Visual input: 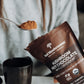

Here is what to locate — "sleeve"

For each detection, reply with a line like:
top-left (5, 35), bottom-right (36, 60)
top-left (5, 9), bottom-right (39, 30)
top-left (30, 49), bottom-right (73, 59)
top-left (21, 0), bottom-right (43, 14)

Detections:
top-left (56, 0), bottom-right (79, 39)
top-left (0, 24), bottom-right (8, 74)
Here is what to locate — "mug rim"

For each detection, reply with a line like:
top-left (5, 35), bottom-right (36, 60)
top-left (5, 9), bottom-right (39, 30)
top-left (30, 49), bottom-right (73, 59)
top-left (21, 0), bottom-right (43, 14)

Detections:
top-left (3, 56), bottom-right (33, 68)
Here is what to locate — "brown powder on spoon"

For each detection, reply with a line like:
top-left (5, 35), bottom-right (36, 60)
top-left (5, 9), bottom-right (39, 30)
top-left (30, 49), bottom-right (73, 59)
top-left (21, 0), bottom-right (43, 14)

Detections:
top-left (19, 21), bottom-right (37, 30)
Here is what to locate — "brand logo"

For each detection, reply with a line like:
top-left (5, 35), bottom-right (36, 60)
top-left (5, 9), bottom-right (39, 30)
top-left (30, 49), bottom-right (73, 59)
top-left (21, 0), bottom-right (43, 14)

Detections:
top-left (44, 41), bottom-right (66, 57)
top-left (47, 43), bottom-right (52, 49)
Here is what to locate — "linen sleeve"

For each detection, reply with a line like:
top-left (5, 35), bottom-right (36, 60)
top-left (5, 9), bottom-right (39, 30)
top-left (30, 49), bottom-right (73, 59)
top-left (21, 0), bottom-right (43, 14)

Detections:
top-left (0, 24), bottom-right (8, 74)
top-left (56, 0), bottom-right (79, 39)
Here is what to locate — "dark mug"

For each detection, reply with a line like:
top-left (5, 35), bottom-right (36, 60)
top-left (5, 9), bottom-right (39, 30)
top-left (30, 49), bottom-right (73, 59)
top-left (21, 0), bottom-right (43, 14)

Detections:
top-left (3, 57), bottom-right (33, 84)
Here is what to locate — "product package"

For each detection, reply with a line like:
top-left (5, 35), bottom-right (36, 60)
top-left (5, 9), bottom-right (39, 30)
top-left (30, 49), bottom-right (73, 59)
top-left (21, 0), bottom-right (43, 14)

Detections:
top-left (26, 22), bottom-right (84, 84)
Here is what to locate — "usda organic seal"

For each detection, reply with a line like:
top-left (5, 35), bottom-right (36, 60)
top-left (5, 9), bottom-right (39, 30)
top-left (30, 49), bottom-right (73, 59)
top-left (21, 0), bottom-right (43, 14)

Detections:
top-left (72, 68), bottom-right (79, 75)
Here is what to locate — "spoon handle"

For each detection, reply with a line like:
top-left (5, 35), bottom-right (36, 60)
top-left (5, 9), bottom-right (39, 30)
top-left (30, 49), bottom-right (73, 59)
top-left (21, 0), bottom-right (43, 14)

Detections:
top-left (0, 17), bottom-right (19, 27)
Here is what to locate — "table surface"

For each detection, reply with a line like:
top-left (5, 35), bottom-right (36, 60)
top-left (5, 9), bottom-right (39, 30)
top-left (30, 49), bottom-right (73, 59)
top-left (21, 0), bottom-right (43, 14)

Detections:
top-left (0, 76), bottom-right (60, 84)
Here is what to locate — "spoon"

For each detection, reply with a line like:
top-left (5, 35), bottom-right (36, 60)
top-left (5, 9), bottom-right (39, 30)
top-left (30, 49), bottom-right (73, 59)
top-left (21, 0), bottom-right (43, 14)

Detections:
top-left (0, 17), bottom-right (37, 30)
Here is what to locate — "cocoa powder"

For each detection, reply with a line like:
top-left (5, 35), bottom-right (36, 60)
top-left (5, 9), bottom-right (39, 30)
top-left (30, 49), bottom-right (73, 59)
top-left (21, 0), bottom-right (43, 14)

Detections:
top-left (19, 21), bottom-right (37, 30)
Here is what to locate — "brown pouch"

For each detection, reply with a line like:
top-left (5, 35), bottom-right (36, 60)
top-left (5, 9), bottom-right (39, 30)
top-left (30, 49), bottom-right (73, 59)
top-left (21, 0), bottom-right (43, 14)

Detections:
top-left (26, 22), bottom-right (84, 84)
